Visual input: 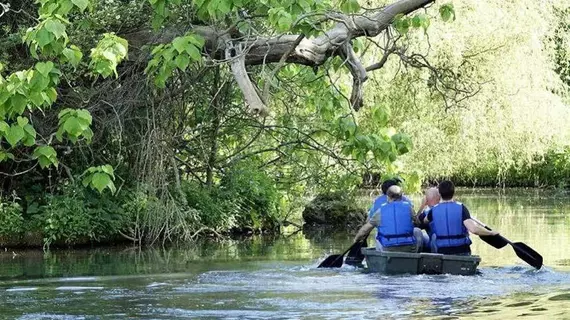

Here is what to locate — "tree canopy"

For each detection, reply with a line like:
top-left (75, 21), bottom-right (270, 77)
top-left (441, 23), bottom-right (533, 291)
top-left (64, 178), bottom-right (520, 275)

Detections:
top-left (0, 0), bottom-right (568, 246)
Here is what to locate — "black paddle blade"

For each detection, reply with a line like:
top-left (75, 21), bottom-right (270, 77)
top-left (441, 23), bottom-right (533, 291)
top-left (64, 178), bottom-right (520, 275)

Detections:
top-left (344, 239), bottom-right (367, 267)
top-left (479, 234), bottom-right (509, 249)
top-left (317, 254), bottom-right (344, 268)
top-left (512, 242), bottom-right (543, 270)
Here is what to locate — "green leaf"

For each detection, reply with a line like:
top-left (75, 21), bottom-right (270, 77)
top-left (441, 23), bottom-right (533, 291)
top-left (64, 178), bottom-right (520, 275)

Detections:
top-left (38, 156), bottom-right (51, 168)
top-left (186, 34), bottom-right (205, 47)
top-left (58, 108), bottom-right (74, 120)
top-left (373, 106), bottom-right (389, 126)
top-left (217, 0), bottom-right (231, 14)
top-left (44, 19), bottom-right (66, 40)
top-left (22, 134), bottom-right (36, 147)
top-left (278, 15), bottom-right (292, 31)
top-left (17, 116), bottom-right (29, 127)
top-left (394, 16), bottom-right (410, 34)
top-left (91, 172), bottom-right (112, 193)
top-left (36, 28), bottom-right (53, 47)
top-left (56, 127), bottom-right (64, 142)
top-left (82, 128), bottom-right (93, 143)
top-left (33, 145), bottom-right (57, 158)
top-left (23, 124), bottom-right (36, 138)
top-left (30, 72), bottom-right (50, 91)
top-left (5, 125), bottom-right (25, 147)
top-left (185, 45), bottom-right (202, 61)
top-left (172, 37), bottom-right (187, 54)
top-left (46, 87), bottom-right (57, 103)
top-left (391, 133), bottom-right (412, 154)
top-left (10, 94), bottom-right (27, 116)
top-left (63, 117), bottom-right (84, 137)
top-left (101, 164), bottom-right (115, 178)
top-left (82, 174), bottom-right (92, 187)
top-left (416, 13), bottom-right (430, 31)
top-left (0, 121), bottom-right (8, 133)
top-left (412, 15), bottom-right (422, 28)
top-left (36, 61), bottom-right (54, 76)
top-left (340, 0), bottom-right (360, 13)
top-left (175, 54), bottom-right (190, 71)
top-left (439, 3), bottom-right (455, 22)
top-left (76, 109), bottom-right (92, 124)
top-left (0, 151), bottom-right (14, 162)
top-left (71, 0), bottom-right (89, 12)
top-left (62, 46), bottom-right (83, 68)
top-left (29, 91), bottom-right (45, 107)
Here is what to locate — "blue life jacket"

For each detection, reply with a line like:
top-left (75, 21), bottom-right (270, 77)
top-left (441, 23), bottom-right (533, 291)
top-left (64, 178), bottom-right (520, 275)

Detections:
top-left (429, 202), bottom-right (471, 249)
top-left (368, 194), bottom-right (411, 219)
top-left (376, 200), bottom-right (415, 247)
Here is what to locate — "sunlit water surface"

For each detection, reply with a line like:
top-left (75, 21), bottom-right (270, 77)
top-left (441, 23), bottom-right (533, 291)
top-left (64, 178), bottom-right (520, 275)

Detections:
top-left (0, 189), bottom-right (569, 319)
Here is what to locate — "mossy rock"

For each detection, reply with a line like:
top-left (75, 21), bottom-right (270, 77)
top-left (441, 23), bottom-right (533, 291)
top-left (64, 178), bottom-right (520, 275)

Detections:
top-left (302, 192), bottom-right (366, 228)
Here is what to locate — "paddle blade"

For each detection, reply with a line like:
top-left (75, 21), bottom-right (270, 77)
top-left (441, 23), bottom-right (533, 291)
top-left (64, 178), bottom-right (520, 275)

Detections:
top-left (479, 234), bottom-right (509, 249)
top-left (317, 254), bottom-right (344, 268)
top-left (345, 239), bottom-right (368, 267)
top-left (512, 242), bottom-right (543, 270)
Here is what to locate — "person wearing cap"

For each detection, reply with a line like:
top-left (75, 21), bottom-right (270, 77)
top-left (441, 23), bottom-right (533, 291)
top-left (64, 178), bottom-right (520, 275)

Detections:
top-left (354, 185), bottom-right (423, 253)
top-left (367, 178), bottom-right (411, 220)
top-left (423, 180), bottom-right (498, 255)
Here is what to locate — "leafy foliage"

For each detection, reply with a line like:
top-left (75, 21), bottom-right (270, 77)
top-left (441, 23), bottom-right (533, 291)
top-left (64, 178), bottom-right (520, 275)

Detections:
top-left (82, 165), bottom-right (116, 194)
top-left (40, 184), bottom-right (126, 248)
top-left (89, 33), bottom-right (128, 78)
top-left (145, 33), bottom-right (205, 88)
top-left (0, 196), bottom-right (25, 237)
top-left (0, 0), bottom-right (568, 248)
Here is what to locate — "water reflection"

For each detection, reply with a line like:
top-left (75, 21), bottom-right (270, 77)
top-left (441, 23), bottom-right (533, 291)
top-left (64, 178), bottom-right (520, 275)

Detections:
top-left (0, 188), bottom-right (568, 319)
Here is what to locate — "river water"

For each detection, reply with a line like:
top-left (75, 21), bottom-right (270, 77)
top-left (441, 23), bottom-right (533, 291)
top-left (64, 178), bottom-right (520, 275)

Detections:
top-left (0, 189), bottom-right (569, 319)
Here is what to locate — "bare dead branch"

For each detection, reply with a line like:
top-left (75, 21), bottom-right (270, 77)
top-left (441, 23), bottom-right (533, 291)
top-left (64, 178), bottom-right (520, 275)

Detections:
top-left (340, 42), bottom-right (368, 110)
top-left (226, 43), bottom-right (269, 116)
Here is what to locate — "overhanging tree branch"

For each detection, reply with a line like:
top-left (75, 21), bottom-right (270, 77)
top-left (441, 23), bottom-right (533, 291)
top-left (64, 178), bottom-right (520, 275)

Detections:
top-left (126, 0), bottom-right (435, 112)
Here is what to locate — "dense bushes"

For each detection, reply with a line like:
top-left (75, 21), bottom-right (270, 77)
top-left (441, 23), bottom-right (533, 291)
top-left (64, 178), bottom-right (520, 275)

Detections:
top-left (0, 197), bottom-right (25, 237)
top-left (0, 162), bottom-right (283, 248)
top-left (180, 163), bottom-right (281, 233)
top-left (440, 147), bottom-right (570, 188)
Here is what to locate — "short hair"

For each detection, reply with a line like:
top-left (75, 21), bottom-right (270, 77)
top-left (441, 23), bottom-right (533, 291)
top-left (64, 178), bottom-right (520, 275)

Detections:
top-left (381, 178), bottom-right (400, 194)
top-left (386, 185), bottom-right (403, 200)
top-left (438, 180), bottom-right (455, 200)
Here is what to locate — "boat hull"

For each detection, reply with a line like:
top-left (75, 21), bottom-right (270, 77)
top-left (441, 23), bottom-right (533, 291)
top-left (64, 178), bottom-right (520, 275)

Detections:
top-left (361, 248), bottom-right (481, 275)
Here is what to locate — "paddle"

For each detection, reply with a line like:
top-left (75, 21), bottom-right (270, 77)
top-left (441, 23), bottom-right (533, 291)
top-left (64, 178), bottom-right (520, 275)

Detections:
top-left (344, 238), bottom-right (368, 267)
top-left (472, 218), bottom-right (543, 270)
top-left (318, 240), bottom-right (365, 268)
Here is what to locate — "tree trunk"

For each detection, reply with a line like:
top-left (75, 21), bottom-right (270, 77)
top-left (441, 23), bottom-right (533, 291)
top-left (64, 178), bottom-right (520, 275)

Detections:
top-left (205, 67), bottom-right (222, 187)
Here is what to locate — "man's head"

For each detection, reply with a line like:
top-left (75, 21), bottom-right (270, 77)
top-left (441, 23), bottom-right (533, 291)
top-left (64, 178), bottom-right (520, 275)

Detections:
top-left (381, 178), bottom-right (401, 195)
top-left (425, 187), bottom-right (441, 206)
top-left (386, 185), bottom-right (403, 201)
top-left (438, 180), bottom-right (455, 200)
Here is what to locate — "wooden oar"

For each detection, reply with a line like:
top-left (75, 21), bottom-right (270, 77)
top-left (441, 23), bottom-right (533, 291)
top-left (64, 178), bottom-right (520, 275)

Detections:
top-left (472, 218), bottom-right (543, 270)
top-left (318, 240), bottom-right (365, 268)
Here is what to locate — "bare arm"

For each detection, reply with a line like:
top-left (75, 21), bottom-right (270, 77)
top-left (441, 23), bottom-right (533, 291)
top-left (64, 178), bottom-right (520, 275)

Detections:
top-left (354, 208), bottom-right (380, 242)
top-left (463, 219), bottom-right (499, 236)
top-left (354, 222), bottom-right (375, 242)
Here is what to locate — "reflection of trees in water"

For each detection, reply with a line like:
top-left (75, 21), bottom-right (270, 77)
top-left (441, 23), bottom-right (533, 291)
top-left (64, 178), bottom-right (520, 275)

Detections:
top-left (0, 189), bottom-right (568, 279)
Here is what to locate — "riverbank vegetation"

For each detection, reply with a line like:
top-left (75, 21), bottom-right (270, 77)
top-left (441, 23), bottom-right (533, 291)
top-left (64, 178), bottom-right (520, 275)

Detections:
top-left (0, 0), bottom-right (568, 247)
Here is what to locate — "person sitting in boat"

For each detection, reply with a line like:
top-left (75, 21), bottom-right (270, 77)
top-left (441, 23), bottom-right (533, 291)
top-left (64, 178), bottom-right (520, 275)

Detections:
top-left (422, 180), bottom-right (498, 255)
top-left (367, 178), bottom-right (412, 221)
top-left (354, 185), bottom-right (423, 253)
top-left (415, 187), bottom-right (441, 251)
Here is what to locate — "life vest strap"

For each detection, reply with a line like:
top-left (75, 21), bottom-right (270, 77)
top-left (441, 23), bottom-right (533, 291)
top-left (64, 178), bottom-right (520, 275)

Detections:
top-left (437, 234), bottom-right (467, 240)
top-left (378, 232), bottom-right (413, 239)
